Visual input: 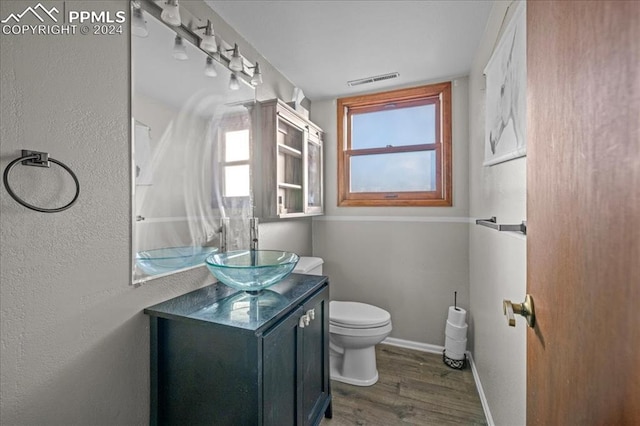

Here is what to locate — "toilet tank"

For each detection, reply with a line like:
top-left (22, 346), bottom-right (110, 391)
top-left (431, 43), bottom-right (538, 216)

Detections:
top-left (293, 257), bottom-right (324, 276)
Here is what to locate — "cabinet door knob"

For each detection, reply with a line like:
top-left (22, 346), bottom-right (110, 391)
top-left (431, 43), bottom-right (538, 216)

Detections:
top-left (299, 314), bottom-right (308, 328)
top-left (306, 309), bottom-right (315, 321)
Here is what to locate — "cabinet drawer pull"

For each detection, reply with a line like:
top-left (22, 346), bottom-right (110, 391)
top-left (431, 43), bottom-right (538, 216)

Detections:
top-left (306, 309), bottom-right (315, 321)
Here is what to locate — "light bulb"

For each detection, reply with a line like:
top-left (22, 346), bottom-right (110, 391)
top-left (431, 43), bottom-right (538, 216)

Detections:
top-left (200, 20), bottom-right (217, 53)
top-left (161, 0), bottom-right (181, 26)
top-left (131, 7), bottom-right (148, 37)
top-left (250, 62), bottom-right (262, 86)
top-left (229, 73), bottom-right (240, 91)
top-left (201, 36), bottom-right (217, 53)
top-left (228, 43), bottom-right (243, 72)
top-left (205, 57), bottom-right (217, 77)
top-left (172, 35), bottom-right (188, 61)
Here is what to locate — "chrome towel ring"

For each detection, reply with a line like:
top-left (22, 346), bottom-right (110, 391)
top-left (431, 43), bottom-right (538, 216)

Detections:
top-left (3, 150), bottom-right (80, 213)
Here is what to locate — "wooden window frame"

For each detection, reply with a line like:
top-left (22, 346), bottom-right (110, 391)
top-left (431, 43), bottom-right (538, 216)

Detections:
top-left (337, 82), bottom-right (452, 207)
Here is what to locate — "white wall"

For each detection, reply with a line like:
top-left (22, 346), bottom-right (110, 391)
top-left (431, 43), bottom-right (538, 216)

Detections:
top-left (0, 1), bottom-right (308, 424)
top-left (468, 2), bottom-right (527, 425)
top-left (311, 77), bottom-right (470, 346)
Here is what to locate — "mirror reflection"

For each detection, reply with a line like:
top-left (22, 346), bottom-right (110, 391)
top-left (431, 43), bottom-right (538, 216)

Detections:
top-left (131, 6), bottom-right (256, 284)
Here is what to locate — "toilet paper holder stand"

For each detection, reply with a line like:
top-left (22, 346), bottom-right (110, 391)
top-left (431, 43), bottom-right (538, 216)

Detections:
top-left (503, 295), bottom-right (535, 328)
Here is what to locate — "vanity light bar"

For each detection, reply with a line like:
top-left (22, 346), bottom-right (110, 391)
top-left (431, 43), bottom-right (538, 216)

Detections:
top-left (137, 0), bottom-right (260, 84)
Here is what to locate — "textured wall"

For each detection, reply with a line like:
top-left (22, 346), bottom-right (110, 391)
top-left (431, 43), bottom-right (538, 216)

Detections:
top-left (310, 77), bottom-right (470, 346)
top-left (468, 2), bottom-right (527, 425)
top-left (0, 1), bottom-right (308, 424)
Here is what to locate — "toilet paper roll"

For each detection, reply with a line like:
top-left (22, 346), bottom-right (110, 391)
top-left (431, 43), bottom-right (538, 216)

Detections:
top-left (447, 306), bottom-right (467, 327)
top-left (445, 348), bottom-right (466, 360)
top-left (445, 320), bottom-right (468, 341)
top-left (445, 336), bottom-right (467, 355)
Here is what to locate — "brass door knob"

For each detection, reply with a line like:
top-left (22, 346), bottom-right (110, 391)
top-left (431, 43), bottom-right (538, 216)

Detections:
top-left (503, 295), bottom-right (535, 328)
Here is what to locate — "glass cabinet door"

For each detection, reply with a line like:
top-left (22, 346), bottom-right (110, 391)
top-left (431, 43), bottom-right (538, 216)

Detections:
top-left (305, 130), bottom-right (323, 215)
top-left (255, 99), bottom-right (324, 219)
top-left (276, 116), bottom-right (305, 216)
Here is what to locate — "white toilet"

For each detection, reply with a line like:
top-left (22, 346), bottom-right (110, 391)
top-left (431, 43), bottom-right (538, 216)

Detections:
top-left (294, 257), bottom-right (392, 387)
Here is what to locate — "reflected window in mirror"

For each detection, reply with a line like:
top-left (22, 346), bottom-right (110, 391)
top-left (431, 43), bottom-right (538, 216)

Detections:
top-left (222, 124), bottom-right (251, 198)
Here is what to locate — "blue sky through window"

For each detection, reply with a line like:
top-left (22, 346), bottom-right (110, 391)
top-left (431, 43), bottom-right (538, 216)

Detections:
top-left (350, 104), bottom-right (436, 192)
top-left (352, 104), bottom-right (436, 149)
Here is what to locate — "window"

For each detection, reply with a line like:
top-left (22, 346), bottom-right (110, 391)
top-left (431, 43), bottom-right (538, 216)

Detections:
top-left (337, 82), bottom-right (452, 206)
top-left (218, 113), bottom-right (252, 200)
top-left (223, 129), bottom-right (250, 197)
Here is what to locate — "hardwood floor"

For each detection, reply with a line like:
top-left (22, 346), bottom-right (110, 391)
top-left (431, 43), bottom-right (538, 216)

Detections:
top-left (321, 344), bottom-right (487, 426)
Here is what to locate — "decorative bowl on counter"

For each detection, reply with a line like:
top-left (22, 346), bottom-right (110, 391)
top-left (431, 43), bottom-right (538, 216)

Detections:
top-left (205, 250), bottom-right (300, 292)
top-left (136, 246), bottom-right (219, 275)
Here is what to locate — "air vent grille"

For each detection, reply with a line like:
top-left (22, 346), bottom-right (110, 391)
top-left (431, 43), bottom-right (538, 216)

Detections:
top-left (347, 72), bottom-right (400, 87)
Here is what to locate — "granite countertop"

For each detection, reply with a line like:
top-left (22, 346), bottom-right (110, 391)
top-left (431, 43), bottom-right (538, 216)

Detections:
top-left (144, 273), bottom-right (328, 332)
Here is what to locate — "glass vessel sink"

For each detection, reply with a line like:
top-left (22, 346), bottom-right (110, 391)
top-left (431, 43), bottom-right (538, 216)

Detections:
top-left (205, 250), bottom-right (300, 292)
top-left (136, 246), bottom-right (219, 275)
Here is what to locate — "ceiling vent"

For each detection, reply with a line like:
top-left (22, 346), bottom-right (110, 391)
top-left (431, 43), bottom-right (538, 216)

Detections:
top-left (347, 72), bottom-right (400, 87)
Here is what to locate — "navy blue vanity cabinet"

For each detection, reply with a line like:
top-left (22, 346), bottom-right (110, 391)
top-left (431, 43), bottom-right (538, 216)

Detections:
top-left (144, 274), bottom-right (331, 426)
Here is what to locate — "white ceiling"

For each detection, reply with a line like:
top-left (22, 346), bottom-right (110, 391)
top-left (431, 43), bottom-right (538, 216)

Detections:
top-left (205, 0), bottom-right (493, 101)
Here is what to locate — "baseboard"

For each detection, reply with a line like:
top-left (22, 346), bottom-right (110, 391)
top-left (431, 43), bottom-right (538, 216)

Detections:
top-left (382, 338), bottom-right (495, 426)
top-left (382, 337), bottom-right (444, 354)
top-left (467, 352), bottom-right (495, 426)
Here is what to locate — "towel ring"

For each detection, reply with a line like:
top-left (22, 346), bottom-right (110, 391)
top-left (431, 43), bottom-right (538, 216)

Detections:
top-left (3, 150), bottom-right (80, 213)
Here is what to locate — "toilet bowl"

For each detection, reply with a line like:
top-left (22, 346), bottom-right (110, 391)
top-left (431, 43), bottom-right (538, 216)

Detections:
top-left (293, 257), bottom-right (393, 387)
top-left (329, 301), bottom-right (392, 386)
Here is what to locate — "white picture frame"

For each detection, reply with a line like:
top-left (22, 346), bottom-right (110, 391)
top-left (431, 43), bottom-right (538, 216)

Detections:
top-left (483, 1), bottom-right (526, 166)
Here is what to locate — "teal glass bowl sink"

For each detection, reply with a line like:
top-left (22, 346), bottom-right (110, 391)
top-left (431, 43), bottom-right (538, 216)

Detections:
top-left (136, 246), bottom-right (219, 275)
top-left (205, 250), bottom-right (300, 292)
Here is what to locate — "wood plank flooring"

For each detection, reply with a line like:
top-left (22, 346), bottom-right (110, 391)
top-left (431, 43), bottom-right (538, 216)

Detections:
top-left (321, 344), bottom-right (487, 426)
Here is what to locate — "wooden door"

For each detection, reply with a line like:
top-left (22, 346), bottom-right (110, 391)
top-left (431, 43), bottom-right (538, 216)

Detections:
top-left (527, 1), bottom-right (639, 424)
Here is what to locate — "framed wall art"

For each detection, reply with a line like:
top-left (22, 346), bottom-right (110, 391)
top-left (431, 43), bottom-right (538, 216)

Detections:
top-left (484, 1), bottom-right (526, 166)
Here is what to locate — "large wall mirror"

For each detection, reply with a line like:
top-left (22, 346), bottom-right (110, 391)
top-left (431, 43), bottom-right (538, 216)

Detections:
top-left (131, 1), bottom-right (256, 284)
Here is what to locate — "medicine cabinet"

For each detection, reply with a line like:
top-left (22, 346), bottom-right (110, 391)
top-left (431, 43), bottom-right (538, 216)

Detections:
top-left (253, 99), bottom-right (324, 219)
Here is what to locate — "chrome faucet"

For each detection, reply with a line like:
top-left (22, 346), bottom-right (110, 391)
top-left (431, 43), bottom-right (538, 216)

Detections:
top-left (250, 217), bottom-right (259, 251)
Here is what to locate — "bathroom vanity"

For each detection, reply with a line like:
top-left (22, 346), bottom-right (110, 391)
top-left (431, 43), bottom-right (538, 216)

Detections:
top-left (144, 274), bottom-right (331, 426)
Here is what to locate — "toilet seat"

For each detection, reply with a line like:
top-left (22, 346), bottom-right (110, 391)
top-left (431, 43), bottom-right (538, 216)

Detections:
top-left (330, 301), bottom-right (391, 328)
top-left (330, 321), bottom-right (393, 337)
